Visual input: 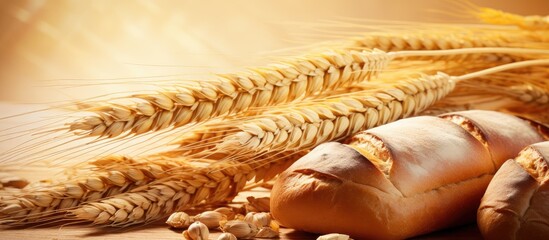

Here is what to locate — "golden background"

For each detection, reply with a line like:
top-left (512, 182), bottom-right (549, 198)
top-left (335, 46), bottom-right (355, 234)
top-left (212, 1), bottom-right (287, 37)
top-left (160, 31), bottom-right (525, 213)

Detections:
top-left (0, 0), bottom-right (547, 103)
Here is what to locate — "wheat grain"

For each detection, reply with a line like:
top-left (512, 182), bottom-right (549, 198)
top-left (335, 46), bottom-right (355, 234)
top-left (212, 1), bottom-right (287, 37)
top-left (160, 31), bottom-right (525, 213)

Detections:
top-left (67, 49), bottom-right (391, 138)
top-left (217, 233), bottom-right (238, 240)
top-left (170, 124), bottom-right (239, 157)
top-left (184, 221), bottom-right (209, 240)
top-left (0, 173), bottom-right (28, 190)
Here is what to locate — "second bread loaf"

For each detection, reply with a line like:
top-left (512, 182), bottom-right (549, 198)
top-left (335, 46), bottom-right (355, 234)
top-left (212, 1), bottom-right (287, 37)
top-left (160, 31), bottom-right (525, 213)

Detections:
top-left (478, 141), bottom-right (549, 240)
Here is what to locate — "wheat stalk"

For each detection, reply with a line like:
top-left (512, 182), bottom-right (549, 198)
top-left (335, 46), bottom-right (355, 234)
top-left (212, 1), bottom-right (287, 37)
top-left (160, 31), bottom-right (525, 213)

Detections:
top-left (67, 49), bottom-right (391, 138)
top-left (1, 63), bottom-right (546, 227)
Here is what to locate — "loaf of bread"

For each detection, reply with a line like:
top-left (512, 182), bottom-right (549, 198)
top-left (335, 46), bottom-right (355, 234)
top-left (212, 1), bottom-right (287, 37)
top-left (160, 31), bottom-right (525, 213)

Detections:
top-left (478, 141), bottom-right (549, 240)
top-left (270, 110), bottom-right (546, 239)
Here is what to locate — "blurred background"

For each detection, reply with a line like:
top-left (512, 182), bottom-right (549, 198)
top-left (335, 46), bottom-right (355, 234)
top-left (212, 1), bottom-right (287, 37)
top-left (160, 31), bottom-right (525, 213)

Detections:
top-left (0, 0), bottom-right (547, 104)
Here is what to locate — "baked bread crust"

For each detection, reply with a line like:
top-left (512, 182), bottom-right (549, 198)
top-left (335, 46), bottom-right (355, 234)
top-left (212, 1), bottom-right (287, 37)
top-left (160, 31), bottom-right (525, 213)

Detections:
top-left (478, 142), bottom-right (549, 240)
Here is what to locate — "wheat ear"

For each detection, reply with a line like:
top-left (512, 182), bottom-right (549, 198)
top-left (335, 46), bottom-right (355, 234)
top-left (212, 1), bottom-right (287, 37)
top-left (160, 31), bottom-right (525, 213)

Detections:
top-left (67, 49), bottom-right (391, 138)
top-left (347, 28), bottom-right (549, 52)
top-left (218, 59), bottom-right (549, 154)
top-left (65, 45), bottom-right (548, 140)
top-left (69, 160), bottom-right (254, 227)
top-left (217, 72), bottom-right (454, 153)
top-left (474, 7), bottom-right (549, 30)
top-left (170, 58), bottom-right (549, 157)
top-left (0, 156), bottom-right (191, 225)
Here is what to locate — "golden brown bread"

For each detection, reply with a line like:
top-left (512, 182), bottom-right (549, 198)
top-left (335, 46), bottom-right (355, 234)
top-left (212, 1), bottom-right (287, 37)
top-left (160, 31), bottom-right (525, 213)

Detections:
top-left (271, 110), bottom-right (545, 239)
top-left (477, 141), bottom-right (549, 240)
top-left (351, 115), bottom-right (493, 196)
top-left (440, 110), bottom-right (546, 168)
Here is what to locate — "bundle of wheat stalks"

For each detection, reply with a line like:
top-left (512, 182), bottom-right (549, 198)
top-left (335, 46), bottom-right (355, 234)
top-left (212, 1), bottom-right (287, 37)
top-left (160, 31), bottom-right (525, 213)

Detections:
top-left (0, 6), bottom-right (548, 231)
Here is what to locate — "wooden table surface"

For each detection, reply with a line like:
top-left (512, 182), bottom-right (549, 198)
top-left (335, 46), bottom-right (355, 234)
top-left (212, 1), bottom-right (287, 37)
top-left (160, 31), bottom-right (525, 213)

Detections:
top-left (0, 224), bottom-right (482, 240)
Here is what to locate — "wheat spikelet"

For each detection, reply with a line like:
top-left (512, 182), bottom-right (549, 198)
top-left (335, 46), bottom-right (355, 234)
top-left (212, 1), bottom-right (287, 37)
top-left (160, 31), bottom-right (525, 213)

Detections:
top-left (169, 124), bottom-right (239, 157)
top-left (67, 49), bottom-right (391, 138)
top-left (216, 72), bottom-right (454, 153)
top-left (510, 84), bottom-right (549, 104)
top-left (474, 7), bottom-right (549, 30)
top-left (0, 156), bottom-right (192, 225)
top-left (69, 160), bottom-right (254, 227)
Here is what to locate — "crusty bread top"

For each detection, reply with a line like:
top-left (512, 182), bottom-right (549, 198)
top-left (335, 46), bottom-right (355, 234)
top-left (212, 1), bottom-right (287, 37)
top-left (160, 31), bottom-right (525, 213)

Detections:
top-left (440, 110), bottom-right (545, 169)
top-left (516, 142), bottom-right (549, 182)
top-left (284, 141), bottom-right (401, 196)
top-left (350, 115), bottom-right (492, 196)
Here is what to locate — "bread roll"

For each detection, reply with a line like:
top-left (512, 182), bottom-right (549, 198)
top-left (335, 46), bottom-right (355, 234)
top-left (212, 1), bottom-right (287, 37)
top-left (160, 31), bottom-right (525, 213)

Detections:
top-left (478, 141), bottom-right (549, 240)
top-left (270, 110), bottom-right (546, 239)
